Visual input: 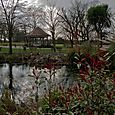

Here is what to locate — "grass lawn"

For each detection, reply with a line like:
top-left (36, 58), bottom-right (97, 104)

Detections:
top-left (0, 42), bottom-right (70, 54)
top-left (0, 47), bottom-right (69, 54)
top-left (0, 42), bottom-right (25, 46)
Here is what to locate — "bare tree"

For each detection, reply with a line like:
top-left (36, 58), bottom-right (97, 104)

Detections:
top-left (58, 0), bottom-right (96, 47)
top-left (0, 0), bottom-right (26, 54)
top-left (0, 17), bottom-right (7, 42)
top-left (42, 5), bottom-right (61, 52)
top-left (24, 5), bottom-right (43, 30)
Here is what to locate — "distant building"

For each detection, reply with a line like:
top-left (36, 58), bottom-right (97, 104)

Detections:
top-left (26, 27), bottom-right (52, 47)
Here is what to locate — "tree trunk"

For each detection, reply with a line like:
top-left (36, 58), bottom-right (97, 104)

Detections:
top-left (8, 27), bottom-right (13, 54)
top-left (100, 30), bottom-right (103, 48)
top-left (52, 32), bottom-right (56, 52)
top-left (86, 29), bottom-right (89, 41)
top-left (69, 34), bottom-right (74, 48)
top-left (70, 39), bottom-right (74, 48)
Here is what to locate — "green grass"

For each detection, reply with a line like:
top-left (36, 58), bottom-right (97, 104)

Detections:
top-left (0, 47), bottom-right (69, 54)
top-left (0, 42), bottom-right (69, 54)
top-left (0, 47), bottom-right (42, 54)
top-left (55, 44), bottom-right (64, 47)
top-left (0, 42), bottom-right (25, 46)
top-left (0, 42), bottom-right (65, 47)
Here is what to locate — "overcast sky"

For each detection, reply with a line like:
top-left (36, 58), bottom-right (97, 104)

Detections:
top-left (100, 0), bottom-right (115, 12)
top-left (29, 0), bottom-right (115, 12)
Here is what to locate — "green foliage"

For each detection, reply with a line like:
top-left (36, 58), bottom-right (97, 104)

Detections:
top-left (67, 42), bottom-right (98, 75)
top-left (0, 46), bottom-right (114, 114)
top-left (42, 52), bottom-right (115, 114)
top-left (0, 89), bottom-right (16, 115)
top-left (107, 43), bottom-right (115, 71)
top-left (80, 41), bottom-right (98, 55)
top-left (108, 42), bottom-right (115, 54)
top-left (66, 49), bottom-right (81, 78)
top-left (0, 89), bottom-right (34, 115)
top-left (87, 4), bottom-right (111, 29)
top-left (40, 68), bottom-right (114, 114)
top-left (87, 4), bottom-right (111, 48)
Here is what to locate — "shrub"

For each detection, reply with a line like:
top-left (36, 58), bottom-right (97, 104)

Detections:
top-left (0, 88), bottom-right (34, 115)
top-left (107, 43), bottom-right (115, 71)
top-left (38, 52), bottom-right (114, 114)
top-left (80, 41), bottom-right (98, 56)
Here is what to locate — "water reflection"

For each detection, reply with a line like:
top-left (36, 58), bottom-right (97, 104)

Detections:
top-left (0, 63), bottom-right (69, 101)
top-left (0, 63), bottom-right (31, 98)
top-left (9, 63), bottom-right (13, 90)
top-left (0, 63), bottom-right (79, 102)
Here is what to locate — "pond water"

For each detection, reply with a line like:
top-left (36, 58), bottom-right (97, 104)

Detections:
top-left (0, 63), bottom-right (77, 102)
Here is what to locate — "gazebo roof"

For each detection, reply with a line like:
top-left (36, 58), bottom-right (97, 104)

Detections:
top-left (26, 27), bottom-right (50, 38)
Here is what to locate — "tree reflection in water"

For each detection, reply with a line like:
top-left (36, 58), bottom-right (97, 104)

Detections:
top-left (9, 63), bottom-right (13, 90)
top-left (8, 63), bottom-right (15, 99)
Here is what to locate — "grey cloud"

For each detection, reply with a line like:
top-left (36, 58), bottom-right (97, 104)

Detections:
top-left (100, 0), bottom-right (115, 12)
top-left (35, 0), bottom-right (115, 12)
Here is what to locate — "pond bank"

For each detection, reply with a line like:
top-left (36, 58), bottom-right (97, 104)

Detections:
top-left (0, 53), bottom-right (68, 67)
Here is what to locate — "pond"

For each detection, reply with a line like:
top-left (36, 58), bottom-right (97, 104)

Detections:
top-left (0, 63), bottom-right (77, 102)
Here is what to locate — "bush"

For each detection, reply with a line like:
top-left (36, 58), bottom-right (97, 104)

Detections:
top-left (107, 43), bottom-right (115, 71)
top-left (0, 89), bottom-right (34, 115)
top-left (0, 48), bottom-right (114, 114)
top-left (80, 41), bottom-right (98, 56)
top-left (40, 53), bottom-right (114, 114)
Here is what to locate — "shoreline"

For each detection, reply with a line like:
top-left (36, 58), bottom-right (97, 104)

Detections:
top-left (0, 53), bottom-right (67, 67)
